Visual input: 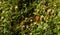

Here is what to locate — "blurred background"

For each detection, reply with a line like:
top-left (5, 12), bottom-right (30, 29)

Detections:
top-left (0, 0), bottom-right (60, 35)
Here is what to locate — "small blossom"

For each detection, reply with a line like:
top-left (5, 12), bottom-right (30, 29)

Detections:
top-left (30, 33), bottom-right (32, 35)
top-left (41, 15), bottom-right (44, 18)
top-left (25, 18), bottom-right (28, 20)
top-left (26, 25), bottom-right (29, 29)
top-left (1, 17), bottom-right (4, 19)
top-left (30, 19), bottom-right (33, 22)
top-left (47, 9), bottom-right (52, 12)
top-left (34, 22), bottom-right (37, 25)
top-left (15, 6), bottom-right (18, 9)
top-left (0, 1), bottom-right (2, 4)
top-left (3, 1), bottom-right (5, 4)
top-left (54, 5), bottom-right (56, 6)
top-left (3, 19), bottom-right (7, 22)
top-left (10, 6), bottom-right (13, 10)
top-left (2, 10), bottom-right (5, 13)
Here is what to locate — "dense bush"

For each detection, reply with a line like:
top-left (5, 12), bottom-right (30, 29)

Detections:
top-left (0, 0), bottom-right (60, 35)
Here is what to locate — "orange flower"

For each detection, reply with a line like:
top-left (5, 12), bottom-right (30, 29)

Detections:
top-left (35, 15), bottom-right (40, 21)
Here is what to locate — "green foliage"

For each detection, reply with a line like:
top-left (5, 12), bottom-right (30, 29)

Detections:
top-left (0, 0), bottom-right (60, 35)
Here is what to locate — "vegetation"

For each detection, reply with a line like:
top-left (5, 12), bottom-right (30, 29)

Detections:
top-left (0, 0), bottom-right (60, 35)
